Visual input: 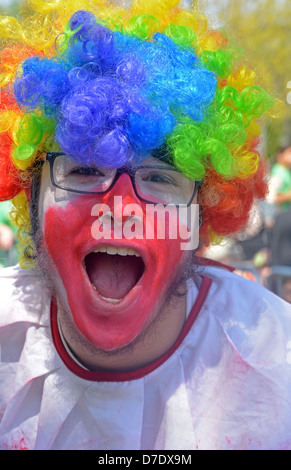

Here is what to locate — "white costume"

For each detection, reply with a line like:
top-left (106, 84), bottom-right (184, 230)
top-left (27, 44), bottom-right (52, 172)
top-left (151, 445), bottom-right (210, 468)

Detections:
top-left (1, 263), bottom-right (291, 450)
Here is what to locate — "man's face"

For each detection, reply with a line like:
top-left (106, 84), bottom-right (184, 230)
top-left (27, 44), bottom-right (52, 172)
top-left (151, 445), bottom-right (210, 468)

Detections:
top-left (36, 156), bottom-right (199, 352)
top-left (279, 147), bottom-right (291, 167)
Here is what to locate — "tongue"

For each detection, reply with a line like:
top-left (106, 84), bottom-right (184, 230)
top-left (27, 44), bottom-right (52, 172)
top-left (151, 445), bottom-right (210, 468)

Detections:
top-left (85, 252), bottom-right (143, 300)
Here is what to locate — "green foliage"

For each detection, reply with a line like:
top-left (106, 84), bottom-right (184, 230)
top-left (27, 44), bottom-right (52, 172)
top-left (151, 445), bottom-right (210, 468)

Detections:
top-left (0, 0), bottom-right (21, 16)
top-left (202, 0), bottom-right (291, 157)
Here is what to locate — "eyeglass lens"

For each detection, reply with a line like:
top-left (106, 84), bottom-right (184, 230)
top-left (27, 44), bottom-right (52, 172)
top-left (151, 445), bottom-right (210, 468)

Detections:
top-left (52, 154), bottom-right (196, 205)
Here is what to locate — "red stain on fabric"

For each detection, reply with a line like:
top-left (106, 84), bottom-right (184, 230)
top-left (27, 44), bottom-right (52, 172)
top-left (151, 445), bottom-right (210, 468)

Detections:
top-left (2, 433), bottom-right (29, 450)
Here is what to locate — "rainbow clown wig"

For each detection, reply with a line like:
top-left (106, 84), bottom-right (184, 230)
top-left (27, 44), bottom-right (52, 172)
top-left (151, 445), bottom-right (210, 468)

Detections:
top-left (0, 0), bottom-right (279, 267)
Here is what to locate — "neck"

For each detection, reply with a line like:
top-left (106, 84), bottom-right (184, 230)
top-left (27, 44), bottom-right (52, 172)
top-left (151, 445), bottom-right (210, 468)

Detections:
top-left (56, 287), bottom-right (187, 373)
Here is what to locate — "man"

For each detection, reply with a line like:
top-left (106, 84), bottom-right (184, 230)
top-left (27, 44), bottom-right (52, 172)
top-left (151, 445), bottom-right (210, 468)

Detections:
top-left (1, 0), bottom-right (291, 450)
top-left (270, 145), bottom-right (291, 211)
top-left (267, 145), bottom-right (291, 267)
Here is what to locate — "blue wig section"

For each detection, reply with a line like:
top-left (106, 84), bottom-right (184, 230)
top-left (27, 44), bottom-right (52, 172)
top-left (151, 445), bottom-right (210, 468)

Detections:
top-left (13, 10), bottom-right (217, 168)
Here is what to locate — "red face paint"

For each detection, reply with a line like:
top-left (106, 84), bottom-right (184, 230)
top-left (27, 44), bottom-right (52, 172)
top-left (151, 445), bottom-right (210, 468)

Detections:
top-left (43, 173), bottom-right (192, 350)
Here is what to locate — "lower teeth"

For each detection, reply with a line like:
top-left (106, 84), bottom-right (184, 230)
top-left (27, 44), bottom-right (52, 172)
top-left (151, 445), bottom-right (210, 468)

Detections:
top-left (100, 296), bottom-right (121, 303)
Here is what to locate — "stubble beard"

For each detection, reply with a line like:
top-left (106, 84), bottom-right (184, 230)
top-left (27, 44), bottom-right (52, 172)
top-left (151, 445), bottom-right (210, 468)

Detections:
top-left (32, 223), bottom-right (202, 367)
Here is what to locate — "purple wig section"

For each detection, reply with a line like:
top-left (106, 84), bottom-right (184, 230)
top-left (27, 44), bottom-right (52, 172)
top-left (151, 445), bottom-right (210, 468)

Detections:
top-left (13, 10), bottom-right (217, 168)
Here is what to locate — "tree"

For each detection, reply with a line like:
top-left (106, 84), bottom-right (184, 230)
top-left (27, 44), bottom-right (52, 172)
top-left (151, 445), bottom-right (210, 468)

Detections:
top-left (0, 0), bottom-right (21, 16)
top-left (201, 0), bottom-right (291, 158)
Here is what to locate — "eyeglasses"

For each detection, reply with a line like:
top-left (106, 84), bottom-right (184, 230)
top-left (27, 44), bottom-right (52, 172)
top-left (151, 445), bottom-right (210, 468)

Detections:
top-left (46, 152), bottom-right (200, 206)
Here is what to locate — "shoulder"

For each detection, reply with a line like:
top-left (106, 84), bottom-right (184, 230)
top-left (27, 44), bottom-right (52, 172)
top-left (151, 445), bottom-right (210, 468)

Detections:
top-left (184, 265), bottom-right (291, 449)
top-left (200, 264), bottom-right (291, 360)
top-left (202, 264), bottom-right (291, 314)
top-left (0, 265), bottom-right (50, 327)
top-left (271, 164), bottom-right (291, 180)
top-left (271, 163), bottom-right (284, 174)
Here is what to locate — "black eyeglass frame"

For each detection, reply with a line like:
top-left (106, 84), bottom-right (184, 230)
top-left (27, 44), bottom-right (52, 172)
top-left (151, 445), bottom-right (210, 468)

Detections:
top-left (46, 152), bottom-right (202, 207)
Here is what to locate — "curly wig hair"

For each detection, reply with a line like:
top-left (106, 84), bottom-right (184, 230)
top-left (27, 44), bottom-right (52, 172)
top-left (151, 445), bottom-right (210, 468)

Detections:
top-left (0, 0), bottom-right (279, 267)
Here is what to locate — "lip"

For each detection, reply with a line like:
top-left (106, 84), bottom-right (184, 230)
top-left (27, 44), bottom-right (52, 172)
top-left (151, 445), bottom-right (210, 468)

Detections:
top-left (81, 240), bottom-right (149, 312)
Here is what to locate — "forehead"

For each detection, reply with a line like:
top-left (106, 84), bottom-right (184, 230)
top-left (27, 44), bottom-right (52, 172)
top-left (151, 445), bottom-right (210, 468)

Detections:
top-left (64, 154), bottom-right (173, 168)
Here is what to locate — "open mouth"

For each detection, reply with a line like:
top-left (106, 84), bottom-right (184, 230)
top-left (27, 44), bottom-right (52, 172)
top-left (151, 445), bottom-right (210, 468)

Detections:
top-left (84, 246), bottom-right (145, 303)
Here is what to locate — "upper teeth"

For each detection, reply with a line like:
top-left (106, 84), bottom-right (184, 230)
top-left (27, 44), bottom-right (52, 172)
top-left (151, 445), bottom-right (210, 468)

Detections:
top-left (94, 246), bottom-right (141, 257)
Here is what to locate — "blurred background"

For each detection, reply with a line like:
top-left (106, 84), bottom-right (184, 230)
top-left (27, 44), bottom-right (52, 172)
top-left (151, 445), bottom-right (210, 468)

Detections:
top-left (200, 0), bottom-right (291, 302)
top-left (0, 0), bottom-right (291, 301)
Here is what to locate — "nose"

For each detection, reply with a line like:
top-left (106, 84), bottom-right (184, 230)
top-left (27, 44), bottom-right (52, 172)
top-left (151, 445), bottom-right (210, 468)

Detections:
top-left (95, 173), bottom-right (144, 236)
top-left (102, 172), bottom-right (141, 207)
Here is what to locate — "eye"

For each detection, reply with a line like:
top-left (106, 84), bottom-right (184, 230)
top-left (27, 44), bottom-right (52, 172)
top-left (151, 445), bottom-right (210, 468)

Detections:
top-left (69, 167), bottom-right (105, 177)
top-left (142, 171), bottom-right (178, 186)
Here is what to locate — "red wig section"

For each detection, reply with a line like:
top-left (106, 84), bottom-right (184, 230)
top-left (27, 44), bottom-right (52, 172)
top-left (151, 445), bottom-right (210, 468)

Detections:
top-left (200, 160), bottom-right (269, 244)
top-left (0, 133), bottom-right (22, 201)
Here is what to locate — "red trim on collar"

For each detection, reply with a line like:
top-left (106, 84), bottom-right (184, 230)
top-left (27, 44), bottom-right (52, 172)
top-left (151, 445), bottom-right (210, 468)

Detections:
top-left (50, 275), bottom-right (212, 382)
